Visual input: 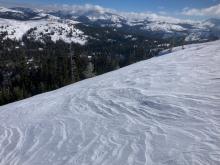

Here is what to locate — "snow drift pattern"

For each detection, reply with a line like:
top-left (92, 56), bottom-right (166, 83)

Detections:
top-left (0, 41), bottom-right (220, 165)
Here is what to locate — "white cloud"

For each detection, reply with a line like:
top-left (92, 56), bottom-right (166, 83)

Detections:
top-left (46, 4), bottom-right (114, 15)
top-left (44, 4), bottom-right (186, 23)
top-left (182, 3), bottom-right (220, 18)
top-left (0, 2), bottom-right (197, 23)
top-left (158, 11), bottom-right (167, 15)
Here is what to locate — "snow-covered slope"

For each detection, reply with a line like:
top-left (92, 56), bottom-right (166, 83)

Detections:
top-left (0, 17), bottom-right (87, 44)
top-left (0, 41), bottom-right (220, 165)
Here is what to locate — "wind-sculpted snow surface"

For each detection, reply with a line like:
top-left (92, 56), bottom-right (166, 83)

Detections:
top-left (0, 41), bottom-right (220, 165)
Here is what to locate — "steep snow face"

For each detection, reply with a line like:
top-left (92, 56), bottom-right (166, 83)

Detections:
top-left (0, 41), bottom-right (220, 165)
top-left (0, 18), bottom-right (87, 44)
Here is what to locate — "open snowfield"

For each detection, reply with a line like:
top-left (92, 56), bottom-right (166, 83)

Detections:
top-left (0, 18), bottom-right (87, 44)
top-left (0, 41), bottom-right (220, 165)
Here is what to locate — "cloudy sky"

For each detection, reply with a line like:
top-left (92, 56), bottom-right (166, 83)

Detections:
top-left (0, 0), bottom-right (220, 20)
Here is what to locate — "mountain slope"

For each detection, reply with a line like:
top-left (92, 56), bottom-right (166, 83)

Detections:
top-left (0, 17), bottom-right (87, 44)
top-left (0, 6), bottom-right (220, 43)
top-left (0, 41), bottom-right (220, 165)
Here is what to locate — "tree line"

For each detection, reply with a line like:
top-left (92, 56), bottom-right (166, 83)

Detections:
top-left (0, 36), bottom-right (171, 105)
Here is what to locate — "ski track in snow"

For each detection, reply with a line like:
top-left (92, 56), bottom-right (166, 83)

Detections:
top-left (0, 41), bottom-right (220, 165)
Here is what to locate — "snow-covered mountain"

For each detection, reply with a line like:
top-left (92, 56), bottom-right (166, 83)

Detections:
top-left (47, 6), bottom-right (220, 41)
top-left (0, 6), bottom-right (44, 20)
top-left (0, 6), bottom-right (220, 44)
top-left (0, 40), bottom-right (220, 165)
top-left (0, 13), bottom-right (87, 44)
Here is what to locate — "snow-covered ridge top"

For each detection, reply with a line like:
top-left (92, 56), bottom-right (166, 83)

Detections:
top-left (0, 6), bottom-right (23, 13)
top-left (44, 4), bottom-right (195, 24)
top-left (121, 12), bottom-right (195, 24)
top-left (140, 22), bottom-right (187, 32)
top-left (0, 5), bottom-right (219, 42)
top-left (0, 17), bottom-right (87, 44)
top-left (0, 40), bottom-right (220, 164)
top-left (41, 5), bottom-right (214, 36)
top-left (0, 5), bottom-right (215, 25)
